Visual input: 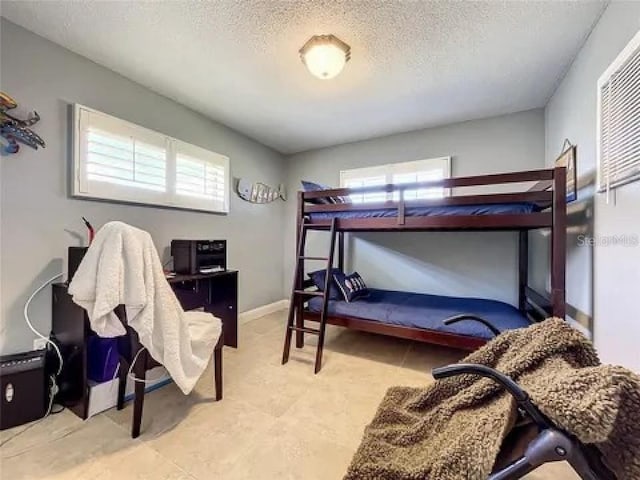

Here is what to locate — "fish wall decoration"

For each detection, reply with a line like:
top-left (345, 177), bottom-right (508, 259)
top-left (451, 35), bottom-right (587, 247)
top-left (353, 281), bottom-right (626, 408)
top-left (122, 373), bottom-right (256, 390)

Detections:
top-left (237, 178), bottom-right (286, 203)
top-left (1, 92), bottom-right (46, 155)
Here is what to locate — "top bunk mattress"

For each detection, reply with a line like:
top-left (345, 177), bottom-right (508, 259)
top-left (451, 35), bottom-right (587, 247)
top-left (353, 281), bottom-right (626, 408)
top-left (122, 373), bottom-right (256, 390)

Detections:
top-left (308, 202), bottom-right (539, 221)
top-left (307, 288), bottom-right (531, 340)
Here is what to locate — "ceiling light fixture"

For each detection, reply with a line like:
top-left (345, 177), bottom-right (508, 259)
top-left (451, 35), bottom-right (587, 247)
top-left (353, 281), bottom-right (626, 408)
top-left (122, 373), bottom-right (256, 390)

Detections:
top-left (299, 34), bottom-right (351, 80)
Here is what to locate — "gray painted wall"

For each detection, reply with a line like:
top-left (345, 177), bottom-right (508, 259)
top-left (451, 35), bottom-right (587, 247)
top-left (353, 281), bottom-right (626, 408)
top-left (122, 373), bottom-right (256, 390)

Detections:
top-left (0, 20), bottom-right (287, 355)
top-left (544, 2), bottom-right (640, 371)
top-left (284, 110), bottom-right (546, 306)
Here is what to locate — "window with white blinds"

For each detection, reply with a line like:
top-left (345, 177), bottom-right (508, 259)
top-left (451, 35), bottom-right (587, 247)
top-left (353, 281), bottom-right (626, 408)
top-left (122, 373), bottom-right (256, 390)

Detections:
top-left (73, 105), bottom-right (230, 213)
top-left (340, 157), bottom-right (451, 203)
top-left (597, 30), bottom-right (640, 193)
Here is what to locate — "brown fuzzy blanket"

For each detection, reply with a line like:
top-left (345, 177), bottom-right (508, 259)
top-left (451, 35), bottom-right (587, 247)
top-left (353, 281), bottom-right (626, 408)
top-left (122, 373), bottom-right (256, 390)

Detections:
top-left (344, 319), bottom-right (640, 480)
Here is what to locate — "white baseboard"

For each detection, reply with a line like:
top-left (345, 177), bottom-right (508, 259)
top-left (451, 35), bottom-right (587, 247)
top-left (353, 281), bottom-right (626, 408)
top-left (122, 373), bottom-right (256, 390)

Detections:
top-left (239, 299), bottom-right (288, 324)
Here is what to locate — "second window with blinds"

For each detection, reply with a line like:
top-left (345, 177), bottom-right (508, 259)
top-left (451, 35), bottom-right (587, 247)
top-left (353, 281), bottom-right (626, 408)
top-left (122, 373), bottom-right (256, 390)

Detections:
top-left (72, 104), bottom-right (230, 213)
top-left (340, 157), bottom-right (451, 203)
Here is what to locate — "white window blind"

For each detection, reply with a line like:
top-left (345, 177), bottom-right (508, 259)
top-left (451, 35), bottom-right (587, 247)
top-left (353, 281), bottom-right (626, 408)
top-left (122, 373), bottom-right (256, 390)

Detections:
top-left (174, 141), bottom-right (228, 212)
top-left (340, 157), bottom-right (451, 203)
top-left (86, 128), bottom-right (167, 192)
top-left (73, 104), bottom-right (230, 213)
top-left (176, 155), bottom-right (224, 199)
top-left (597, 30), bottom-right (640, 193)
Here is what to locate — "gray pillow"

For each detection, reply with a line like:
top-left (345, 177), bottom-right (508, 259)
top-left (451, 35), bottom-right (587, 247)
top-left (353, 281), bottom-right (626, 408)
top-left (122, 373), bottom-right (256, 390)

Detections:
top-left (301, 180), bottom-right (350, 205)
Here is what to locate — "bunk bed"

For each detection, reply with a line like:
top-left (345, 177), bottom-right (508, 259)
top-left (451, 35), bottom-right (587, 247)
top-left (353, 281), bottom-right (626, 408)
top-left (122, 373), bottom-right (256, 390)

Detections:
top-left (282, 167), bottom-right (567, 373)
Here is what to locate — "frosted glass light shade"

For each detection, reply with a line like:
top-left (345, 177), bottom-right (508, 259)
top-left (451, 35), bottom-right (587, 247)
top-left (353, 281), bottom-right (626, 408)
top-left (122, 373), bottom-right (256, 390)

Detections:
top-left (300, 35), bottom-right (351, 80)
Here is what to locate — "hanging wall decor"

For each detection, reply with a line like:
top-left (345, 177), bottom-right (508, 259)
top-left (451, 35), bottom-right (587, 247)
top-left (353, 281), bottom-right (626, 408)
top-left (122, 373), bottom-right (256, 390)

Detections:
top-left (236, 178), bottom-right (286, 203)
top-left (555, 139), bottom-right (577, 202)
top-left (0, 92), bottom-right (46, 155)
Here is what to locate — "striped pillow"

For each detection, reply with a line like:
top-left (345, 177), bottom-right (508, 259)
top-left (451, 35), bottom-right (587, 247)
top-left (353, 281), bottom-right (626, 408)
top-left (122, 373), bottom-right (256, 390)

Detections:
top-left (333, 272), bottom-right (369, 302)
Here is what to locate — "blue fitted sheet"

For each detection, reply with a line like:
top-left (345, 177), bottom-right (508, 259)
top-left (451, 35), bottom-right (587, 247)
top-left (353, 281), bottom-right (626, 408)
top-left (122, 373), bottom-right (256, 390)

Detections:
top-left (307, 288), bottom-right (531, 340)
top-left (308, 202), bottom-right (539, 220)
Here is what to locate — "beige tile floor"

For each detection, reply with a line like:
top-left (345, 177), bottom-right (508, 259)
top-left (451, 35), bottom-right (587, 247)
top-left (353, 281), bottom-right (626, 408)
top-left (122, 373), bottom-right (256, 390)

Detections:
top-left (0, 310), bottom-right (577, 480)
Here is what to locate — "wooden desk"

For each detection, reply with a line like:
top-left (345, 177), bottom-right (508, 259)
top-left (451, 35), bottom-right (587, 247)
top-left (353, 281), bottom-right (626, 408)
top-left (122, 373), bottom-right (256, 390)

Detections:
top-left (167, 270), bottom-right (238, 348)
top-left (51, 270), bottom-right (238, 419)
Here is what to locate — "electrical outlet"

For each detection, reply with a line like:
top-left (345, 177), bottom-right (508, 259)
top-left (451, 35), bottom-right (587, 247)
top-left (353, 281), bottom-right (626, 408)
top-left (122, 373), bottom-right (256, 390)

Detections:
top-left (33, 338), bottom-right (48, 351)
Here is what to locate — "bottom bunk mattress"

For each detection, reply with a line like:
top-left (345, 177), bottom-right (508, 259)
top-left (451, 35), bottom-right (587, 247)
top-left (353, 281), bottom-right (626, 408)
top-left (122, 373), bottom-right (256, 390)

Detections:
top-left (307, 289), bottom-right (531, 340)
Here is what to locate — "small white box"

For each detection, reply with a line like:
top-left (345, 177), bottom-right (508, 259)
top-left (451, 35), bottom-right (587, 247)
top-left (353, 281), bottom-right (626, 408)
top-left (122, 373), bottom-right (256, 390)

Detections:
top-left (87, 366), bottom-right (172, 418)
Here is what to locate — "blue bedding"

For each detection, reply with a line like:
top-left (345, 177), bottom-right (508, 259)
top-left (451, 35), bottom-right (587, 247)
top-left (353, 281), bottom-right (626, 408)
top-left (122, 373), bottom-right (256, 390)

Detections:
top-left (307, 288), bottom-right (531, 340)
top-left (308, 202), bottom-right (538, 220)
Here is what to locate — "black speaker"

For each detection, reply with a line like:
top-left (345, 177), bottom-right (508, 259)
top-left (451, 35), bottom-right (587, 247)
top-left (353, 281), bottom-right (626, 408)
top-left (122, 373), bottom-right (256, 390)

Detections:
top-left (68, 246), bottom-right (88, 283)
top-left (0, 351), bottom-right (46, 430)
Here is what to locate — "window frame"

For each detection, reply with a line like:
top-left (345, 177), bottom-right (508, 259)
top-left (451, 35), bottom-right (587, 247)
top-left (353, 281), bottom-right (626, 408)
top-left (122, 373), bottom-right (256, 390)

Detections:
top-left (339, 157), bottom-right (452, 203)
top-left (71, 104), bottom-right (230, 214)
top-left (597, 29), bottom-right (640, 193)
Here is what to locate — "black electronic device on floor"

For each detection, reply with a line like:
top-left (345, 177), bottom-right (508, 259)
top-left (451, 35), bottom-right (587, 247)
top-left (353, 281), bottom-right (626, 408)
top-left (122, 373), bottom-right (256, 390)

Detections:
top-left (0, 350), bottom-right (47, 430)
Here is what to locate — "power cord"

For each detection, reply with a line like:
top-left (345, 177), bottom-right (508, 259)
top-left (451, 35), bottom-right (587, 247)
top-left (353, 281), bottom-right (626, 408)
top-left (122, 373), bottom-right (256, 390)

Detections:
top-left (23, 272), bottom-right (65, 421)
top-left (24, 273), bottom-right (64, 376)
top-left (45, 374), bottom-right (59, 417)
top-left (127, 347), bottom-right (156, 385)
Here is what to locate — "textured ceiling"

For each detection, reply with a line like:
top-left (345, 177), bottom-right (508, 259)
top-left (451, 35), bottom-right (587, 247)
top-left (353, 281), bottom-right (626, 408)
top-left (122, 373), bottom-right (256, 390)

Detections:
top-left (1, 1), bottom-right (606, 154)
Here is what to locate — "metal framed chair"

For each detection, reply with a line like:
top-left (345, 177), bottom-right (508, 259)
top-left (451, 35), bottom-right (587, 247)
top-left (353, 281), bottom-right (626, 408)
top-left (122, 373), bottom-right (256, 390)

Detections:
top-left (435, 316), bottom-right (616, 480)
top-left (432, 364), bottom-right (615, 480)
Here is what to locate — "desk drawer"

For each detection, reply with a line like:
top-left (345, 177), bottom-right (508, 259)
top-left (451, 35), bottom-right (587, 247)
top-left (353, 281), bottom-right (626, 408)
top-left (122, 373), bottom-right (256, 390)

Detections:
top-left (172, 280), bottom-right (208, 311)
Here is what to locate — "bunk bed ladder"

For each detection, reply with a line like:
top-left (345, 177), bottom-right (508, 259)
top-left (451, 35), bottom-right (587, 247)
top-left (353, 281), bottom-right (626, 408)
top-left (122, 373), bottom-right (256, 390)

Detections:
top-left (282, 217), bottom-right (338, 374)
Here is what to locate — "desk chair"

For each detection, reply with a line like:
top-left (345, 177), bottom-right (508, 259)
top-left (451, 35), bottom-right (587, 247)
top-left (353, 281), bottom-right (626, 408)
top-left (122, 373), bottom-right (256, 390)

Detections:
top-left (113, 306), bottom-right (223, 438)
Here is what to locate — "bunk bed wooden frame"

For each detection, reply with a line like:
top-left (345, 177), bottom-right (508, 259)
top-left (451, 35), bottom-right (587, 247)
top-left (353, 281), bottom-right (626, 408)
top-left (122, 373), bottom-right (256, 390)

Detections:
top-left (293, 167), bottom-right (567, 353)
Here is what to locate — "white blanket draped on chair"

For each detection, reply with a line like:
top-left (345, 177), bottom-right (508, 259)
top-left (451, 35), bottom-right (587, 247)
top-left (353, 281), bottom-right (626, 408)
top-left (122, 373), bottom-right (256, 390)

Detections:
top-left (69, 221), bottom-right (222, 394)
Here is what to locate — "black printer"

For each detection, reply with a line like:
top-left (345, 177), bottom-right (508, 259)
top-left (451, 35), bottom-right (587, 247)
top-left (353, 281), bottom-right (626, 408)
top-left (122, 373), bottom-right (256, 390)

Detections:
top-left (170, 240), bottom-right (227, 274)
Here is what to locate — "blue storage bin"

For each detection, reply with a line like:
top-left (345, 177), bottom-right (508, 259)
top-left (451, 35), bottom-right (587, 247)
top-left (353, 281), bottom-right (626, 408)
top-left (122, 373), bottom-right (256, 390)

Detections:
top-left (87, 336), bottom-right (120, 383)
